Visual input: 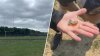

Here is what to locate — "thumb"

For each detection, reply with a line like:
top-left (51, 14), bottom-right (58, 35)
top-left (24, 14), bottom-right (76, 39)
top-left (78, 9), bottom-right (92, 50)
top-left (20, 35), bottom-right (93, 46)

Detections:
top-left (75, 8), bottom-right (87, 16)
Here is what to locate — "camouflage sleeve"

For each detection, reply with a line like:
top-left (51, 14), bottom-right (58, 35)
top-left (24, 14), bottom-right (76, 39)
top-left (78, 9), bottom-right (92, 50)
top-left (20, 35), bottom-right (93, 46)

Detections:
top-left (50, 0), bottom-right (76, 32)
top-left (50, 9), bottom-right (64, 32)
top-left (57, 0), bottom-right (76, 6)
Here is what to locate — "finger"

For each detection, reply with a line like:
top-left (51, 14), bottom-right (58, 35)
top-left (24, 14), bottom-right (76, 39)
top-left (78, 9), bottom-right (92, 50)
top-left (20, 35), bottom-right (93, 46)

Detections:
top-left (67, 31), bottom-right (81, 42)
top-left (80, 25), bottom-right (99, 34)
top-left (74, 29), bottom-right (94, 37)
top-left (83, 22), bottom-right (99, 31)
top-left (75, 8), bottom-right (87, 16)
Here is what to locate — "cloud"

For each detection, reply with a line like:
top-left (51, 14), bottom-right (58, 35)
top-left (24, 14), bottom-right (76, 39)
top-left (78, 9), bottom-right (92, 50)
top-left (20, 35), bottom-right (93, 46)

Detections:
top-left (0, 0), bottom-right (54, 32)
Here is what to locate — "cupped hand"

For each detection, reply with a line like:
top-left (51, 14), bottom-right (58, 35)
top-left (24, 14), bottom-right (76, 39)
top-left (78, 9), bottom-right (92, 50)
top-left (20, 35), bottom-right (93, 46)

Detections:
top-left (57, 8), bottom-right (99, 42)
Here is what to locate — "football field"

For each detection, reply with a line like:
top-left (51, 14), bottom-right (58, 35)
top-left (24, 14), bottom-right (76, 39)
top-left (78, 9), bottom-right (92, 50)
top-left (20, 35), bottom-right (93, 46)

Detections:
top-left (0, 36), bottom-right (46, 56)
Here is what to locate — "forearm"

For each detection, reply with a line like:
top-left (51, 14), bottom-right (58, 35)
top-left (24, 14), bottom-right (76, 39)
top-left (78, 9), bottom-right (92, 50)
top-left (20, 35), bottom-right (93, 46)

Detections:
top-left (50, 9), bottom-right (64, 32)
top-left (51, 9), bottom-right (64, 24)
top-left (52, 0), bottom-right (76, 24)
top-left (50, 0), bottom-right (76, 32)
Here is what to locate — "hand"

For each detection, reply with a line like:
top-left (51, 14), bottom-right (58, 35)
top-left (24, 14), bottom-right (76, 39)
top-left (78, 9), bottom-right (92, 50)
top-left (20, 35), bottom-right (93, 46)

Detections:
top-left (57, 8), bottom-right (99, 42)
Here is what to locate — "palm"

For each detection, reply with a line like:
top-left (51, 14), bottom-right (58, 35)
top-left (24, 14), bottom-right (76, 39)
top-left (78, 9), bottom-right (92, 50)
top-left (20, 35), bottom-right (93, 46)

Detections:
top-left (63, 12), bottom-right (81, 31)
top-left (57, 8), bottom-right (99, 41)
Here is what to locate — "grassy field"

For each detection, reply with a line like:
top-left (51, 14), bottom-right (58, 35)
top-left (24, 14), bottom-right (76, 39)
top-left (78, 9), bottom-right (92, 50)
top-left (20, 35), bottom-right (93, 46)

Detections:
top-left (0, 36), bottom-right (46, 56)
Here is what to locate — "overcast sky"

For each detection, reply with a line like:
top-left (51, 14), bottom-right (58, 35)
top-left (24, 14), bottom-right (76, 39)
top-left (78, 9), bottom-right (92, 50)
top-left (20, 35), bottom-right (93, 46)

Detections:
top-left (0, 0), bottom-right (54, 32)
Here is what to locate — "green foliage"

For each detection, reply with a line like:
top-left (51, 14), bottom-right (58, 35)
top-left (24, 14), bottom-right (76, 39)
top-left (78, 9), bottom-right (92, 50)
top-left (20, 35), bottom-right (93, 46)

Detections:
top-left (0, 26), bottom-right (47, 36)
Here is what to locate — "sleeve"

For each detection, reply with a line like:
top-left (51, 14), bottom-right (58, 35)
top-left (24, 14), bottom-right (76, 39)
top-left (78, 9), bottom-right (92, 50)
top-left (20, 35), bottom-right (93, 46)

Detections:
top-left (50, 9), bottom-right (64, 32)
top-left (57, 0), bottom-right (76, 6)
top-left (50, 0), bottom-right (76, 32)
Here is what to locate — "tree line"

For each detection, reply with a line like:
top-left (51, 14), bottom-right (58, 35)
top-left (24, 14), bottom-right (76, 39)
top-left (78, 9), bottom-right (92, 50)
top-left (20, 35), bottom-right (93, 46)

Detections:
top-left (0, 26), bottom-right (47, 36)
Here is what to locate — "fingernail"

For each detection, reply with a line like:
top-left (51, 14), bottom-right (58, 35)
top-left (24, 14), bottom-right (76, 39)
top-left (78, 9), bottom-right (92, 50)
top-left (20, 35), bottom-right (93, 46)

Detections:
top-left (76, 38), bottom-right (81, 42)
top-left (88, 33), bottom-right (93, 37)
top-left (95, 31), bottom-right (99, 34)
top-left (96, 28), bottom-right (99, 30)
top-left (90, 34), bottom-right (94, 37)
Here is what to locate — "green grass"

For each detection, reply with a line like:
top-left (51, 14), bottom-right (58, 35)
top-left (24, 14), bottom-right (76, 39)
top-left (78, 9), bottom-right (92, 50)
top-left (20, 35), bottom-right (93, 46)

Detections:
top-left (0, 36), bottom-right (46, 56)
